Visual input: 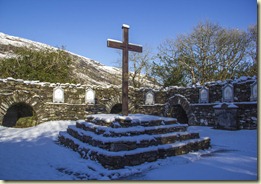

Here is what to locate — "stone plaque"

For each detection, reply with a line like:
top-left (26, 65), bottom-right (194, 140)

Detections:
top-left (250, 81), bottom-right (257, 101)
top-left (145, 90), bottom-right (155, 105)
top-left (53, 86), bottom-right (64, 103)
top-left (222, 84), bottom-right (234, 102)
top-left (86, 88), bottom-right (95, 104)
top-left (199, 86), bottom-right (209, 103)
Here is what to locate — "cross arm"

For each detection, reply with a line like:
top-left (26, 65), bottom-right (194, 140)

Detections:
top-left (107, 39), bottom-right (123, 49)
top-left (128, 43), bottom-right (142, 53)
top-left (107, 39), bottom-right (142, 53)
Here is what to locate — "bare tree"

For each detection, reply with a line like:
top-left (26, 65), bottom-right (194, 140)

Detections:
top-left (115, 45), bottom-right (155, 88)
top-left (153, 21), bottom-right (255, 86)
top-left (247, 24), bottom-right (257, 63)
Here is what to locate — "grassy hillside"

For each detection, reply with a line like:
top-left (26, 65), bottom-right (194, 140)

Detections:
top-left (0, 47), bottom-right (76, 83)
top-left (0, 32), bottom-right (158, 87)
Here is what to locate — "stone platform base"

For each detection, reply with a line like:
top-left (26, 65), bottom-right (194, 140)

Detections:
top-left (58, 114), bottom-right (211, 169)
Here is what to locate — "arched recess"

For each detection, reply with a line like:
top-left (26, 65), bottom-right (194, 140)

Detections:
top-left (110, 103), bottom-right (122, 114)
top-left (164, 94), bottom-right (198, 125)
top-left (2, 102), bottom-right (34, 127)
top-left (0, 90), bottom-right (42, 126)
top-left (105, 95), bottom-right (135, 114)
top-left (170, 104), bottom-right (189, 124)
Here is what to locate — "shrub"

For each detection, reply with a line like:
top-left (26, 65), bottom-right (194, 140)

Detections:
top-left (15, 115), bottom-right (38, 128)
top-left (0, 47), bottom-right (76, 83)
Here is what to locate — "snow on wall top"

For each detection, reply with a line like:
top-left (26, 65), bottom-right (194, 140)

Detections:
top-left (0, 77), bottom-right (108, 89)
top-left (204, 76), bottom-right (257, 86)
top-left (0, 74), bottom-right (257, 93)
top-left (163, 76), bottom-right (257, 91)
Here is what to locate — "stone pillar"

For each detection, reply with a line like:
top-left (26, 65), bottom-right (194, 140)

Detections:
top-left (213, 103), bottom-right (238, 130)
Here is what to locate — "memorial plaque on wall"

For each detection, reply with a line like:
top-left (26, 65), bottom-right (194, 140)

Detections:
top-left (250, 81), bottom-right (257, 101)
top-left (53, 86), bottom-right (64, 103)
top-left (199, 86), bottom-right (209, 103)
top-left (222, 84), bottom-right (234, 102)
top-left (86, 88), bottom-right (95, 104)
top-left (145, 90), bottom-right (155, 105)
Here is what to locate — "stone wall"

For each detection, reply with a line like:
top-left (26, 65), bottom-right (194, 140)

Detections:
top-left (40, 103), bottom-right (86, 122)
top-left (138, 76), bottom-right (257, 129)
top-left (0, 78), bottom-right (90, 124)
top-left (0, 76), bottom-right (257, 129)
top-left (0, 78), bottom-right (142, 125)
top-left (166, 87), bottom-right (200, 103)
top-left (236, 103), bottom-right (257, 129)
top-left (190, 104), bottom-right (216, 126)
top-left (192, 78), bottom-right (257, 127)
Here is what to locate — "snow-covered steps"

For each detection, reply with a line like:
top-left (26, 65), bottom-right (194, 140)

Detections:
top-left (65, 124), bottom-right (200, 151)
top-left (85, 114), bottom-right (178, 127)
top-left (76, 121), bottom-right (188, 137)
top-left (58, 114), bottom-right (211, 169)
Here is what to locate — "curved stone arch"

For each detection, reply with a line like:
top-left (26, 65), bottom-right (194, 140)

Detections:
top-left (164, 94), bottom-right (198, 125)
top-left (0, 90), bottom-right (43, 124)
top-left (105, 95), bottom-right (135, 114)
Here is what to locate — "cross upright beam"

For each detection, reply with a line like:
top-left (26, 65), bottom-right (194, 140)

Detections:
top-left (107, 24), bottom-right (142, 116)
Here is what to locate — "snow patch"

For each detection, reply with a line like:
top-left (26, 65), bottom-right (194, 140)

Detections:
top-left (0, 120), bottom-right (257, 180)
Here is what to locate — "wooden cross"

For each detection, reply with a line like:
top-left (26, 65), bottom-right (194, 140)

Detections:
top-left (107, 24), bottom-right (142, 116)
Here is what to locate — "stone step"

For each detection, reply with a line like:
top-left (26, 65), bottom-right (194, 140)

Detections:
top-left (59, 114), bottom-right (211, 170)
top-left (85, 114), bottom-right (178, 128)
top-left (66, 125), bottom-right (200, 152)
top-left (58, 131), bottom-right (211, 170)
top-left (76, 121), bottom-right (188, 137)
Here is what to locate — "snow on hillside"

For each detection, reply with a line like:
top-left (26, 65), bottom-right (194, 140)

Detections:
top-left (0, 32), bottom-right (53, 51)
top-left (0, 32), bottom-right (156, 87)
top-left (0, 32), bottom-right (117, 73)
top-left (0, 118), bottom-right (257, 181)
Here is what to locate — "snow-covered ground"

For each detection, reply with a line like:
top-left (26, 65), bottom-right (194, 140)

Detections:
top-left (0, 120), bottom-right (258, 181)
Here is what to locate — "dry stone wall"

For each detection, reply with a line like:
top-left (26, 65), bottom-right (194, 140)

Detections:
top-left (0, 78), bottom-right (88, 124)
top-left (0, 76), bottom-right (257, 129)
top-left (136, 77), bottom-right (257, 128)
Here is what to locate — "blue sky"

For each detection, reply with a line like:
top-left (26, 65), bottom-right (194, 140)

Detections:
top-left (0, 0), bottom-right (257, 67)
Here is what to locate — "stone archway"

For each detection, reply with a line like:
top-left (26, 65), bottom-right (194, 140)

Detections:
top-left (105, 95), bottom-right (135, 114)
top-left (164, 94), bottom-right (198, 125)
top-left (2, 102), bottom-right (34, 127)
top-left (0, 90), bottom-right (42, 125)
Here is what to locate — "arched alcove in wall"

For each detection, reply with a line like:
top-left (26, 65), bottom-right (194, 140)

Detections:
top-left (0, 90), bottom-right (41, 126)
top-left (169, 104), bottom-right (188, 124)
top-left (164, 94), bottom-right (198, 125)
top-left (2, 102), bottom-right (34, 127)
top-left (110, 103), bottom-right (122, 114)
top-left (105, 95), bottom-right (135, 114)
